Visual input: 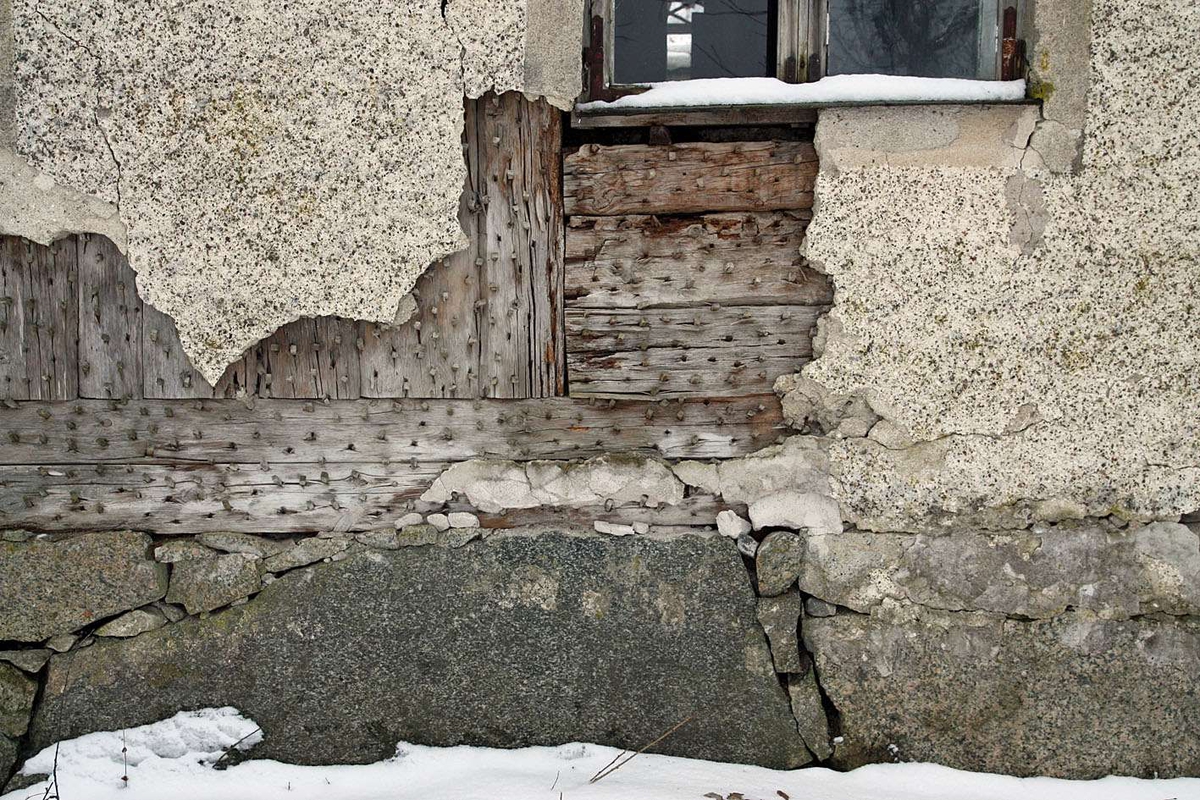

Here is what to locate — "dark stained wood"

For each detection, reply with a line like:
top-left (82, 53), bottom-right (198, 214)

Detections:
top-left (570, 105), bottom-right (818, 129)
top-left (0, 395), bottom-right (786, 465)
top-left (142, 301), bottom-right (252, 399)
top-left (360, 103), bottom-right (482, 400)
top-left (478, 92), bottom-right (565, 398)
top-left (248, 317), bottom-right (360, 400)
top-left (0, 460), bottom-right (731, 534)
top-left (566, 212), bottom-right (831, 309)
top-left (77, 235), bottom-right (142, 400)
top-left (566, 305), bottom-right (823, 399)
top-left (0, 236), bottom-right (78, 401)
top-left (563, 141), bottom-right (818, 216)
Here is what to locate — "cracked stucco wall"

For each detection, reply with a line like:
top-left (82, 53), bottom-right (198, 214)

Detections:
top-left (0, 0), bottom-right (582, 383)
top-left (786, 0), bottom-right (1200, 532)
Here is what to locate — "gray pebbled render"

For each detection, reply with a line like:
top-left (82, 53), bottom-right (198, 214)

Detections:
top-left (0, 532), bottom-right (167, 642)
top-left (30, 530), bottom-right (809, 769)
top-left (805, 605), bottom-right (1200, 778)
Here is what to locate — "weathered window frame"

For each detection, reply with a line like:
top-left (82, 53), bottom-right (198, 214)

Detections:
top-left (584, 0), bottom-right (1024, 102)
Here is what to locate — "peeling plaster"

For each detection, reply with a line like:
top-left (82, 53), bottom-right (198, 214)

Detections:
top-left (789, 0), bottom-right (1200, 532)
top-left (3, 0), bottom-right (581, 383)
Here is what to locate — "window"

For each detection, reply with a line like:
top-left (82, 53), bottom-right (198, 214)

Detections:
top-left (587, 0), bottom-right (1022, 99)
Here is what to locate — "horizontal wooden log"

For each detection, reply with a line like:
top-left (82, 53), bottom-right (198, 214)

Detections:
top-left (0, 395), bottom-right (787, 465)
top-left (566, 306), bottom-right (822, 399)
top-left (563, 141), bottom-right (817, 216)
top-left (0, 462), bottom-right (731, 534)
top-left (566, 212), bottom-right (831, 309)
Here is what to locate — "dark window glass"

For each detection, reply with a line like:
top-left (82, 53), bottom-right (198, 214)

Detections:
top-left (613, 0), bottom-right (774, 85)
top-left (826, 0), bottom-right (999, 79)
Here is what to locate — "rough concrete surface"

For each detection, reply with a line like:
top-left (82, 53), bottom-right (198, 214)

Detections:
top-left (0, 532), bottom-right (167, 642)
top-left (5, 0), bottom-right (581, 382)
top-left (30, 530), bottom-right (809, 770)
top-left (805, 604), bottom-right (1200, 778)
top-left (796, 0), bottom-right (1200, 531)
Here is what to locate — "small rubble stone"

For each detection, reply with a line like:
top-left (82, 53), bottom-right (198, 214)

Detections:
top-left (167, 554), bottom-right (261, 615)
top-left (749, 490), bottom-right (842, 535)
top-left (95, 607), bottom-right (168, 638)
top-left (0, 662), bottom-right (37, 738)
top-left (426, 513), bottom-right (451, 532)
top-left (594, 521), bottom-right (635, 536)
top-left (0, 649), bottom-right (52, 674)
top-left (395, 512), bottom-right (425, 529)
top-left (632, 521), bottom-right (650, 535)
top-left (155, 540), bottom-right (218, 563)
top-left (0, 530), bottom-right (30, 542)
top-left (448, 512), bottom-right (480, 529)
top-left (756, 590), bottom-right (804, 673)
top-left (45, 634), bottom-right (77, 653)
top-left (755, 532), bottom-right (803, 596)
top-left (804, 597), bottom-right (838, 618)
top-left (736, 533), bottom-right (759, 559)
top-left (197, 533), bottom-right (288, 559)
top-left (0, 532), bottom-right (168, 642)
top-left (717, 510), bottom-right (752, 538)
top-left (787, 669), bottom-right (833, 761)
top-left (355, 530), bottom-right (401, 550)
top-left (153, 602), bottom-right (188, 623)
top-left (395, 524), bottom-right (441, 547)
top-left (262, 537), bottom-right (350, 573)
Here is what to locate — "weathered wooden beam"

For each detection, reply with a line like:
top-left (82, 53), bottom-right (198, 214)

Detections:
top-left (570, 105), bottom-right (818, 129)
top-left (0, 462), bottom-right (731, 534)
top-left (566, 212), bottom-right (830, 309)
top-left (0, 236), bottom-right (78, 401)
top-left (0, 395), bottom-right (786, 465)
top-left (77, 235), bottom-right (142, 400)
top-left (478, 93), bottom-right (566, 398)
top-left (566, 306), bottom-right (822, 399)
top-left (563, 141), bottom-right (818, 216)
top-left (248, 317), bottom-right (360, 400)
top-left (142, 301), bottom-right (252, 399)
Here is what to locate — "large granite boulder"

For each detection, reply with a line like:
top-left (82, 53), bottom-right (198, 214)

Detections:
top-left (0, 532), bottom-right (168, 642)
top-left (805, 605), bottom-right (1200, 778)
top-left (30, 530), bottom-right (808, 769)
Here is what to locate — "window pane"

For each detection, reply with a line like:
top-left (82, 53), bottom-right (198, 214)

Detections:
top-left (613, 0), bottom-right (774, 85)
top-left (826, 0), bottom-right (999, 80)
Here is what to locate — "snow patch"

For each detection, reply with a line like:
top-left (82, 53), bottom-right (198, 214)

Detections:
top-left (6, 708), bottom-right (1199, 800)
top-left (577, 75), bottom-right (1027, 111)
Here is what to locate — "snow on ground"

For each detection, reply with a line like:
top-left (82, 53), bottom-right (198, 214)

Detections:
top-left (5, 708), bottom-right (1198, 800)
top-left (576, 75), bottom-right (1027, 111)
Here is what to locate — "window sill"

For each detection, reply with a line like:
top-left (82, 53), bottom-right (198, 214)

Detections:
top-left (572, 75), bottom-right (1031, 128)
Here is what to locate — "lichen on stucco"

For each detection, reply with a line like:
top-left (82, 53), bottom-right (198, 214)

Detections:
top-left (3, 0), bottom-right (582, 383)
top-left (787, 0), bottom-right (1200, 532)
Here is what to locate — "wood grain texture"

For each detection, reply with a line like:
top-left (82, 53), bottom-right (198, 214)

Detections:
top-left (566, 212), bottom-right (831, 309)
top-left (77, 235), bottom-right (142, 400)
top-left (246, 317), bottom-right (360, 400)
top-left (566, 305), bottom-right (824, 399)
top-left (0, 459), bottom-right (731, 533)
top-left (563, 141), bottom-right (818, 216)
top-left (143, 301), bottom-right (252, 399)
top-left (0, 395), bottom-right (785, 465)
top-left (0, 236), bottom-right (78, 400)
top-left (478, 92), bottom-right (565, 398)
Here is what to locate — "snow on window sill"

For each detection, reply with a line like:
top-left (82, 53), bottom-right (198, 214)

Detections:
top-left (575, 75), bottom-right (1029, 114)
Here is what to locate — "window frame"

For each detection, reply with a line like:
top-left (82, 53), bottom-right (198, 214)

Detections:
top-left (584, 0), bottom-right (1022, 103)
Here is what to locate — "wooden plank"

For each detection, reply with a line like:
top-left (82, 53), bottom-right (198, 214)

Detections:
top-left (0, 461), bottom-right (443, 534)
top-left (0, 395), bottom-right (786, 465)
top-left (566, 212), bottom-right (831, 309)
top-left (248, 317), bottom-right (360, 400)
top-left (360, 100), bottom-right (481, 399)
top-left (143, 301), bottom-right (252, 399)
top-left (0, 236), bottom-right (78, 400)
top-left (570, 105), bottom-right (818, 129)
top-left (566, 305), bottom-right (823, 399)
top-left (563, 141), bottom-right (818, 216)
top-left (478, 92), bottom-right (565, 398)
top-left (77, 234), bottom-right (142, 399)
top-left (0, 463), bottom-right (732, 534)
